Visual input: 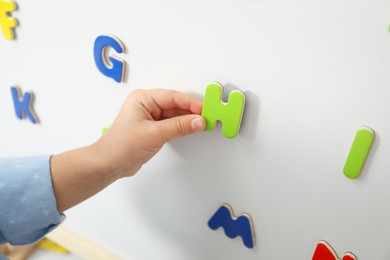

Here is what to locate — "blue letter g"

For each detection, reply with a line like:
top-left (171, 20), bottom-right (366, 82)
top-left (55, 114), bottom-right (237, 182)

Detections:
top-left (94, 34), bottom-right (126, 83)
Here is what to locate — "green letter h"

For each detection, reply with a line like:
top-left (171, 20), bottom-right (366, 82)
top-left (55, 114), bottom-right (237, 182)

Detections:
top-left (201, 82), bottom-right (245, 138)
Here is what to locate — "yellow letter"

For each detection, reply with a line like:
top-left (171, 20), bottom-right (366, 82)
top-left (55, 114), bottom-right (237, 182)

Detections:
top-left (0, 0), bottom-right (17, 40)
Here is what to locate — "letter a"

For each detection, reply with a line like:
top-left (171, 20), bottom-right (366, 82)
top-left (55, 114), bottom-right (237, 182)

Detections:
top-left (0, 0), bottom-right (17, 40)
top-left (11, 86), bottom-right (39, 124)
top-left (94, 34), bottom-right (126, 83)
top-left (201, 82), bottom-right (245, 138)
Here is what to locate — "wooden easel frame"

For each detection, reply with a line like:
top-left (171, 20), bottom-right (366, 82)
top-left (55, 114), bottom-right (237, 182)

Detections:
top-left (0, 225), bottom-right (120, 260)
top-left (0, 243), bottom-right (38, 260)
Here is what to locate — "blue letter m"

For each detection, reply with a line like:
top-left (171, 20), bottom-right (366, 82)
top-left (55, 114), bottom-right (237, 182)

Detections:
top-left (208, 203), bottom-right (255, 248)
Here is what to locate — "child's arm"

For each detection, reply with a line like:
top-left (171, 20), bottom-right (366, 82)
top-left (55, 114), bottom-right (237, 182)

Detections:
top-left (50, 89), bottom-right (205, 213)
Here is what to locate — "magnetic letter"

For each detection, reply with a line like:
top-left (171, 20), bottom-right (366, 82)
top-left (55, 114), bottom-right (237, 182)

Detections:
top-left (201, 82), bottom-right (245, 138)
top-left (0, 0), bottom-right (17, 40)
top-left (11, 86), bottom-right (39, 124)
top-left (94, 34), bottom-right (126, 83)
top-left (343, 126), bottom-right (375, 179)
top-left (208, 203), bottom-right (255, 249)
top-left (312, 240), bottom-right (357, 260)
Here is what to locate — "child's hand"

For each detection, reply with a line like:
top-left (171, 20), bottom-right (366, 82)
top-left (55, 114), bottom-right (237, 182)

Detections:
top-left (94, 89), bottom-right (206, 178)
top-left (51, 89), bottom-right (205, 212)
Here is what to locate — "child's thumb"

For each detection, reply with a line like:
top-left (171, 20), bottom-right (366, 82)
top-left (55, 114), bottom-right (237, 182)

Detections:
top-left (156, 115), bottom-right (206, 142)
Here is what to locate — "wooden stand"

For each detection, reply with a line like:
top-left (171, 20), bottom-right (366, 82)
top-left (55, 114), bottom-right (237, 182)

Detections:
top-left (1, 225), bottom-right (118, 260)
top-left (0, 243), bottom-right (38, 260)
top-left (0, 244), bottom-right (9, 255)
top-left (46, 225), bottom-right (120, 260)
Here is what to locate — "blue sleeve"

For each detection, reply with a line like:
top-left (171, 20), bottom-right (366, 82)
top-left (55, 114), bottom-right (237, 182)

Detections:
top-left (0, 155), bottom-right (66, 246)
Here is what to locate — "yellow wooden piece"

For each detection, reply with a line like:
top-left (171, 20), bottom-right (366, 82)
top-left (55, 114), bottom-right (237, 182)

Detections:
top-left (46, 225), bottom-right (121, 260)
top-left (0, 0), bottom-right (17, 40)
top-left (38, 238), bottom-right (69, 254)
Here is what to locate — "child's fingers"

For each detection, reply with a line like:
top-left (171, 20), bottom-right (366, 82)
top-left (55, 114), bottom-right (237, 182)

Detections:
top-left (154, 114), bottom-right (205, 142)
top-left (147, 89), bottom-right (203, 114)
top-left (160, 108), bottom-right (192, 119)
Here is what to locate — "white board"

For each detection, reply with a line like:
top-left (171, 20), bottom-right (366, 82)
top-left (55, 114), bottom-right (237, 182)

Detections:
top-left (1, 0), bottom-right (390, 259)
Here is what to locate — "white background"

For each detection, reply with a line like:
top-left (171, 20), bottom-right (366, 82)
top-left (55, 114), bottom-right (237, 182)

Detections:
top-left (1, 0), bottom-right (390, 259)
